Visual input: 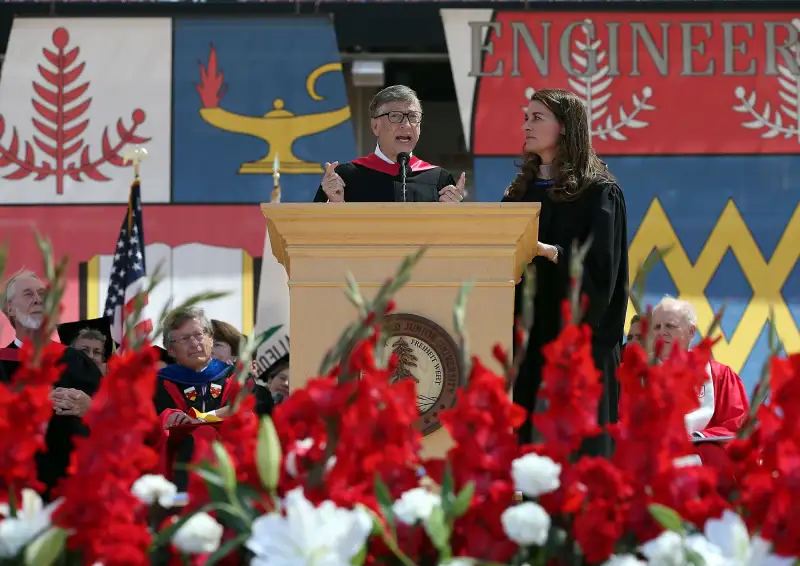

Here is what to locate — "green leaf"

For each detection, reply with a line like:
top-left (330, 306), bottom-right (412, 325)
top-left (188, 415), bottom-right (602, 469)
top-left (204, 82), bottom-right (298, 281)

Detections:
top-left (351, 543), bottom-right (368, 566)
top-left (440, 462), bottom-right (454, 516)
top-left (423, 505), bottom-right (451, 558)
top-left (685, 547), bottom-right (706, 566)
top-left (204, 532), bottom-right (250, 566)
top-left (451, 481), bottom-right (475, 518)
top-left (211, 441), bottom-right (237, 495)
top-left (256, 416), bottom-right (283, 491)
top-left (24, 527), bottom-right (68, 566)
top-left (373, 474), bottom-right (396, 532)
top-left (648, 504), bottom-right (685, 535)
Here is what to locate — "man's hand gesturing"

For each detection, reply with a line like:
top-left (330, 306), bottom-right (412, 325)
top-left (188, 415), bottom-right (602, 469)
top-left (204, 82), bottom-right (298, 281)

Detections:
top-left (322, 161), bottom-right (345, 202)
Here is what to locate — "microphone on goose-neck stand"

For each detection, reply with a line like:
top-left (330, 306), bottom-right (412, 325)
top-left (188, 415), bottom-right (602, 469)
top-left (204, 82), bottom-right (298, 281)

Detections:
top-left (397, 152), bottom-right (410, 202)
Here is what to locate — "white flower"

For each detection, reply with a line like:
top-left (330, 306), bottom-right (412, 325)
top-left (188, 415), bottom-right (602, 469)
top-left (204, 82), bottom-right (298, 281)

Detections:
top-left (500, 502), bottom-right (550, 547)
top-left (704, 510), bottom-right (794, 566)
top-left (601, 555), bottom-right (646, 566)
top-left (511, 453), bottom-right (561, 498)
top-left (247, 487), bottom-right (372, 566)
top-left (684, 534), bottom-right (726, 566)
top-left (131, 474), bottom-right (178, 508)
top-left (172, 512), bottom-right (223, 555)
top-left (0, 489), bottom-right (62, 558)
top-left (392, 488), bottom-right (441, 525)
top-left (640, 531), bottom-right (687, 566)
top-left (439, 560), bottom-right (473, 566)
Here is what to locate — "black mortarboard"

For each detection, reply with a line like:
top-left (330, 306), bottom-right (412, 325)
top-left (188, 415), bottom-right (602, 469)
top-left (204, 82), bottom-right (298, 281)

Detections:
top-left (256, 353), bottom-right (289, 382)
top-left (57, 317), bottom-right (114, 360)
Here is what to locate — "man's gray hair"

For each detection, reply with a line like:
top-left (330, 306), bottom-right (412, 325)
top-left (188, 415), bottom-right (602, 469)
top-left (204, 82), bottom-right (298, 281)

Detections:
top-left (368, 85), bottom-right (422, 118)
top-left (654, 295), bottom-right (698, 329)
top-left (162, 306), bottom-right (212, 346)
top-left (1, 269), bottom-right (40, 319)
top-left (72, 328), bottom-right (108, 346)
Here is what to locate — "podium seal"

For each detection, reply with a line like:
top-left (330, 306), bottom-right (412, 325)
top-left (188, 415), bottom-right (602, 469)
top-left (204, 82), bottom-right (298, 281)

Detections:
top-left (381, 313), bottom-right (463, 436)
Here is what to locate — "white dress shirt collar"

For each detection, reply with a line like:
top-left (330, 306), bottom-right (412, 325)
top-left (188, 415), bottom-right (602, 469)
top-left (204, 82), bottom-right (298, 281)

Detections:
top-left (375, 144), bottom-right (412, 165)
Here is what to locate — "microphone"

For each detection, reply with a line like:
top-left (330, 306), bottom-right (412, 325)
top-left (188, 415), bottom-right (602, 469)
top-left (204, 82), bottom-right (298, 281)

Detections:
top-left (397, 152), bottom-right (410, 202)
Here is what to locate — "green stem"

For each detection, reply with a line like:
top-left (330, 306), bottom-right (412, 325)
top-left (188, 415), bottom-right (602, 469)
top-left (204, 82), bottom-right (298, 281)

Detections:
top-left (377, 528), bottom-right (418, 566)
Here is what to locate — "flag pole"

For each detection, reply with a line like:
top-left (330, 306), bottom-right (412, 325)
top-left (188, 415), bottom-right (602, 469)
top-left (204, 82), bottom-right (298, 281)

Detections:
top-left (122, 146), bottom-right (148, 232)
top-left (271, 153), bottom-right (281, 203)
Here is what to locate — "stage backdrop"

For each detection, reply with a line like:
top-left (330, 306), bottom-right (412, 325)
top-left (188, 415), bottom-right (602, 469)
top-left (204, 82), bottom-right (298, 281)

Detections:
top-left (0, 16), bottom-right (355, 362)
top-left (442, 9), bottom-right (800, 394)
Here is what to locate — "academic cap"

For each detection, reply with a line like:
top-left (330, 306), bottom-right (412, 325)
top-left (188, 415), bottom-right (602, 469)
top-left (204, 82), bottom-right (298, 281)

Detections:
top-left (256, 353), bottom-right (289, 382)
top-left (57, 316), bottom-right (114, 360)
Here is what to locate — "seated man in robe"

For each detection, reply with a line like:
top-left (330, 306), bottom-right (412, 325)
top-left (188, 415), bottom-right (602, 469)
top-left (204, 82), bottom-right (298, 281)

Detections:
top-left (155, 306), bottom-right (240, 489)
top-left (57, 317), bottom-right (114, 376)
top-left (0, 270), bottom-right (102, 499)
top-left (653, 297), bottom-right (750, 495)
top-left (652, 296), bottom-right (750, 439)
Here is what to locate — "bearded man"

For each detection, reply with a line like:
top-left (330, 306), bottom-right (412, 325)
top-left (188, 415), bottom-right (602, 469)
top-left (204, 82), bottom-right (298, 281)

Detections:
top-left (0, 270), bottom-right (102, 497)
top-left (652, 296), bottom-right (749, 439)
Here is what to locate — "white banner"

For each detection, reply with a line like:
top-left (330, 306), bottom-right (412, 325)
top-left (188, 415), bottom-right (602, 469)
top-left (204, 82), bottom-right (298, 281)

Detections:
top-left (440, 9), bottom-right (493, 151)
top-left (252, 227), bottom-right (290, 376)
top-left (0, 18), bottom-right (172, 204)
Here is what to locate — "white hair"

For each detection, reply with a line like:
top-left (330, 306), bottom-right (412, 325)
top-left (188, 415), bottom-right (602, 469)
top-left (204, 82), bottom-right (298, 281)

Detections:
top-left (1, 269), bottom-right (41, 319)
top-left (653, 295), bottom-right (697, 329)
top-left (162, 306), bottom-right (212, 346)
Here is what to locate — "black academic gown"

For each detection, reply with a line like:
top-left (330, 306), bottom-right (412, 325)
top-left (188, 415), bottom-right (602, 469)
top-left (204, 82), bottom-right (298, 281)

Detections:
top-left (313, 153), bottom-right (456, 202)
top-left (1, 341), bottom-right (102, 499)
top-left (505, 178), bottom-right (629, 457)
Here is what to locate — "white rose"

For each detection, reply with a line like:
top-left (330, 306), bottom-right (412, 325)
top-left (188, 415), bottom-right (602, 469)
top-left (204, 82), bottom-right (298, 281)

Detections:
top-left (172, 512), bottom-right (224, 555)
top-left (131, 474), bottom-right (178, 508)
top-left (601, 555), bottom-right (646, 566)
top-left (511, 453), bottom-right (561, 498)
top-left (500, 502), bottom-right (550, 547)
top-left (392, 488), bottom-right (442, 525)
top-left (640, 531), bottom-right (686, 566)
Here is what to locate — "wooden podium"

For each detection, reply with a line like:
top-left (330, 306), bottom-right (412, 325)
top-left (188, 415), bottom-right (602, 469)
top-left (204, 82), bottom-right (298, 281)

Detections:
top-left (261, 202), bottom-right (540, 457)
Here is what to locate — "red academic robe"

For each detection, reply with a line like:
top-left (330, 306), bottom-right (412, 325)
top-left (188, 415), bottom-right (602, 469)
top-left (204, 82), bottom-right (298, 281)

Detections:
top-left (152, 362), bottom-right (241, 480)
top-left (685, 361), bottom-right (750, 439)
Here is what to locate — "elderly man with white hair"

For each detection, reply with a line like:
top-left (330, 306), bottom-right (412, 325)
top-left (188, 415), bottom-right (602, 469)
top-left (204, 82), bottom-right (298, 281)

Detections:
top-left (0, 269), bottom-right (102, 499)
top-left (652, 296), bottom-right (749, 439)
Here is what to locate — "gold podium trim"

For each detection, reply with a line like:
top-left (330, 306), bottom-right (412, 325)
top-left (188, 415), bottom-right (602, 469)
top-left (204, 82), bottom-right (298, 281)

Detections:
top-left (262, 202), bottom-right (541, 281)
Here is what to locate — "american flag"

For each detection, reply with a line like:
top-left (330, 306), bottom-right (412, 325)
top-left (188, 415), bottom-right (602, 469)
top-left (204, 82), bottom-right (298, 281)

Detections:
top-left (103, 179), bottom-right (153, 345)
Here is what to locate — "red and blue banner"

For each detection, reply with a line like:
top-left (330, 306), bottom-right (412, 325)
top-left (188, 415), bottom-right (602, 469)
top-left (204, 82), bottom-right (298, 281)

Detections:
top-left (172, 17), bottom-right (356, 204)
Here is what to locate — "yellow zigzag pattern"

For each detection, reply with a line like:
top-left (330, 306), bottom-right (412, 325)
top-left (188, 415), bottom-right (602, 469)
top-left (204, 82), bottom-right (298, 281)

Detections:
top-left (627, 199), bottom-right (800, 374)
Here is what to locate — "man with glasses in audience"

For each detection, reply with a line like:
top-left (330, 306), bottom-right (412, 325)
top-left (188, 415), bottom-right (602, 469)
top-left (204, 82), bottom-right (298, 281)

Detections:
top-left (314, 85), bottom-right (467, 203)
top-left (155, 306), bottom-right (239, 490)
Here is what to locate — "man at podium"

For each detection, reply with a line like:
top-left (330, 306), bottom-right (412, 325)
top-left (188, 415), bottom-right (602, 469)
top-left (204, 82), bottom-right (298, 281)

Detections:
top-left (314, 85), bottom-right (466, 203)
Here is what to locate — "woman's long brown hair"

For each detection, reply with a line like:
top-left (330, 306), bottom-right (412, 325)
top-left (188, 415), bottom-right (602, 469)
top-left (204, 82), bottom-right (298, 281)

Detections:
top-left (504, 88), bottom-right (615, 202)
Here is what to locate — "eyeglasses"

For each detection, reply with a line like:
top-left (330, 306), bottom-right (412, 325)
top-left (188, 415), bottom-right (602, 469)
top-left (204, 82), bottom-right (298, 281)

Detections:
top-left (172, 332), bottom-right (207, 346)
top-left (374, 111), bottom-right (423, 125)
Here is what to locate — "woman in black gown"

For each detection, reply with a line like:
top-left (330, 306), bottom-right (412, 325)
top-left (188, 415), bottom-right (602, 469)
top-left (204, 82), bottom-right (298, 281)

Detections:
top-left (503, 88), bottom-right (629, 457)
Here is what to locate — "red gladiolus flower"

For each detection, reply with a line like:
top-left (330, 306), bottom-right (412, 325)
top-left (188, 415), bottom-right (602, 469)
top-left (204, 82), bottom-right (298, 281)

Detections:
top-left (54, 345), bottom-right (160, 566)
top-left (0, 342), bottom-right (64, 500)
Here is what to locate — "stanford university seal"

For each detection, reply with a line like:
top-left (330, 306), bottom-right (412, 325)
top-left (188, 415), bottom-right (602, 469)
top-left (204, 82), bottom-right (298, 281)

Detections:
top-left (381, 313), bottom-right (463, 436)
